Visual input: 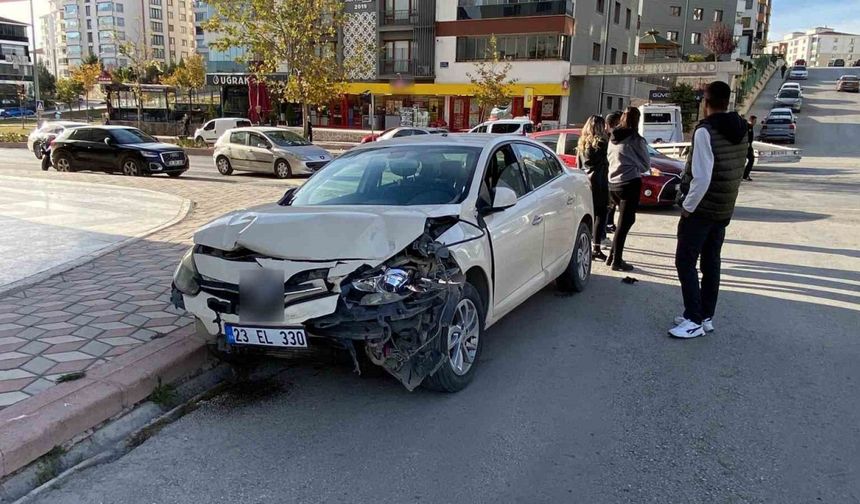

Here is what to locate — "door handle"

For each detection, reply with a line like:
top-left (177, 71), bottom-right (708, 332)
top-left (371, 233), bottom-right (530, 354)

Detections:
top-left (531, 215), bottom-right (543, 226)
top-left (566, 195), bottom-right (575, 206)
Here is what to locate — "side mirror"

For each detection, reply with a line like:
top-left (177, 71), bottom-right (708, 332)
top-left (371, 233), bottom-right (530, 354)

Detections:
top-left (490, 186), bottom-right (518, 212)
top-left (104, 137), bottom-right (113, 146)
top-left (278, 187), bottom-right (296, 206)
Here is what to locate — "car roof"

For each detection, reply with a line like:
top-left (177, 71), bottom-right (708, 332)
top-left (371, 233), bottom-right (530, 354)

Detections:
top-left (228, 126), bottom-right (289, 133)
top-left (352, 132), bottom-right (546, 151)
top-left (533, 128), bottom-right (582, 135)
top-left (840, 74), bottom-right (858, 79)
top-left (75, 125), bottom-right (141, 130)
top-left (769, 107), bottom-right (794, 114)
top-left (481, 118), bottom-right (533, 125)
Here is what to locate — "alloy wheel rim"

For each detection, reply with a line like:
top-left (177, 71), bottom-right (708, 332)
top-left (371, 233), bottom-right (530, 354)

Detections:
top-left (56, 158), bottom-right (69, 172)
top-left (124, 161), bottom-right (138, 176)
top-left (447, 298), bottom-right (480, 376)
top-left (277, 162), bottom-right (288, 177)
top-left (218, 159), bottom-right (229, 173)
top-left (577, 232), bottom-right (591, 281)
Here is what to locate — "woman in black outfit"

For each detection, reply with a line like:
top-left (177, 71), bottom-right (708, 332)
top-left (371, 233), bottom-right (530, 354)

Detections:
top-left (576, 115), bottom-right (610, 261)
top-left (605, 107), bottom-right (650, 271)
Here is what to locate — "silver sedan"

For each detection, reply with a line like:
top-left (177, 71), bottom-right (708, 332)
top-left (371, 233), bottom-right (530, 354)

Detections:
top-left (213, 127), bottom-right (333, 178)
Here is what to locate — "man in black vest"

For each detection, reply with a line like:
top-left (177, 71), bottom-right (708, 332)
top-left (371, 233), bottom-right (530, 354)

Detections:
top-left (670, 81), bottom-right (748, 339)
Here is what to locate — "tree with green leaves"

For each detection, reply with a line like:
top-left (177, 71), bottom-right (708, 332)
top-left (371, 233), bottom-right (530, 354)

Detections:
top-left (37, 61), bottom-right (56, 97)
top-left (70, 61), bottom-right (102, 121)
top-left (670, 82), bottom-right (700, 132)
top-left (55, 77), bottom-right (83, 113)
top-left (467, 35), bottom-right (517, 122)
top-left (204, 0), bottom-right (366, 137)
top-left (162, 53), bottom-right (207, 111)
top-left (118, 34), bottom-right (160, 128)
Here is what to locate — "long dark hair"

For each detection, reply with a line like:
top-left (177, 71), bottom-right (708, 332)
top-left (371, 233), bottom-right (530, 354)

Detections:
top-left (619, 107), bottom-right (640, 131)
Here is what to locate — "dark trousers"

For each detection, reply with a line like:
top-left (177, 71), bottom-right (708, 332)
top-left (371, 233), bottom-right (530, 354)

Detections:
top-left (744, 149), bottom-right (754, 178)
top-left (609, 178), bottom-right (641, 266)
top-left (607, 203), bottom-right (616, 229)
top-left (590, 178), bottom-right (609, 247)
top-left (675, 214), bottom-right (729, 324)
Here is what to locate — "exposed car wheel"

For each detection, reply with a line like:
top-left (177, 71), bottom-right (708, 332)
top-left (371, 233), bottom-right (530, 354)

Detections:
top-left (53, 153), bottom-right (73, 172)
top-left (274, 159), bottom-right (292, 179)
top-left (122, 157), bottom-right (142, 176)
top-left (216, 156), bottom-right (233, 175)
top-left (33, 141), bottom-right (42, 159)
top-left (41, 155), bottom-right (52, 171)
top-left (557, 221), bottom-right (593, 292)
top-left (424, 283), bottom-right (484, 393)
top-left (195, 136), bottom-right (206, 147)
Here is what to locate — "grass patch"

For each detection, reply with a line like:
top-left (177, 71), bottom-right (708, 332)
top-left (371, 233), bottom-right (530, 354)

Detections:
top-left (149, 377), bottom-right (179, 409)
top-left (33, 445), bottom-right (66, 486)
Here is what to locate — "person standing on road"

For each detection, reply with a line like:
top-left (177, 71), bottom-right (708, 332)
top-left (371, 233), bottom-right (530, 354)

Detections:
top-left (606, 107), bottom-right (650, 272)
top-left (670, 81), bottom-right (749, 339)
top-left (182, 114), bottom-right (191, 138)
top-left (744, 115), bottom-right (757, 181)
top-left (577, 115), bottom-right (610, 261)
top-left (604, 111), bottom-right (623, 235)
top-left (780, 63), bottom-right (787, 79)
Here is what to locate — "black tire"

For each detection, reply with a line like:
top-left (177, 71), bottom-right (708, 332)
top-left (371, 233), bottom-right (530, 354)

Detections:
top-left (121, 156), bottom-right (142, 176)
top-left (557, 221), bottom-right (592, 293)
top-left (53, 152), bottom-right (73, 172)
top-left (33, 141), bottom-right (42, 159)
top-left (274, 159), bottom-right (292, 179)
top-left (41, 155), bottom-right (51, 171)
top-left (423, 283), bottom-right (485, 393)
top-left (216, 156), bottom-right (233, 175)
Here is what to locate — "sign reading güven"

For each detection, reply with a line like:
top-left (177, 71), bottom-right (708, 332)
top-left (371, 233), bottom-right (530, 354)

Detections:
top-left (205, 74), bottom-right (289, 86)
top-left (343, 0), bottom-right (377, 14)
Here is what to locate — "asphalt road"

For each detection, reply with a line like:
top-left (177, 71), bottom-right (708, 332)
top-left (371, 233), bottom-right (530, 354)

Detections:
top-left (23, 68), bottom-right (860, 504)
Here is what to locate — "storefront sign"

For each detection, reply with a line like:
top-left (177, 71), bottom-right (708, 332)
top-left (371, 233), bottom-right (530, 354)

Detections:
top-left (649, 90), bottom-right (672, 102)
top-left (205, 73), bottom-right (288, 86)
top-left (571, 61), bottom-right (742, 77)
top-left (344, 0), bottom-right (376, 13)
top-left (523, 87), bottom-right (534, 108)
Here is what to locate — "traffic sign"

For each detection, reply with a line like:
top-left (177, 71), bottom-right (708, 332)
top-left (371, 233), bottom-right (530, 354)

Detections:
top-left (36, 100), bottom-right (44, 111)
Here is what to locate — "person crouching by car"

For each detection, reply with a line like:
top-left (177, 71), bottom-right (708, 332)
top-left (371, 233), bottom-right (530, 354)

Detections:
top-left (577, 115), bottom-right (610, 261)
top-left (606, 107), bottom-right (650, 272)
top-left (743, 115), bottom-right (756, 181)
top-left (604, 111), bottom-right (623, 235)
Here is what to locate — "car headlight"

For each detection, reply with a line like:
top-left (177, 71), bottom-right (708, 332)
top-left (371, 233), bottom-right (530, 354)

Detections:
top-left (142, 151), bottom-right (160, 158)
top-left (351, 267), bottom-right (414, 305)
top-left (650, 167), bottom-right (664, 176)
top-left (173, 248), bottom-right (201, 295)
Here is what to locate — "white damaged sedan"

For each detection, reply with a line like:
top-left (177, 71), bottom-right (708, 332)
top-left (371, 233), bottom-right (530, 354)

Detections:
top-left (172, 134), bottom-right (593, 392)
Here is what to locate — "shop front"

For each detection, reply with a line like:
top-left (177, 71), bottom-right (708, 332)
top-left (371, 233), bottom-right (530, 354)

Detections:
top-left (206, 73), bottom-right (288, 123)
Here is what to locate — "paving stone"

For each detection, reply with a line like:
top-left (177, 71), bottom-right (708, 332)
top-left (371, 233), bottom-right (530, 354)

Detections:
top-left (79, 340), bottom-right (112, 357)
top-left (121, 314), bottom-right (150, 326)
top-left (101, 336), bottom-right (142, 347)
top-left (0, 357), bottom-right (31, 371)
top-left (0, 391), bottom-right (29, 407)
top-left (131, 328), bottom-right (157, 340)
top-left (93, 321), bottom-right (133, 331)
top-left (65, 304), bottom-right (92, 315)
top-left (42, 335), bottom-right (85, 345)
top-left (113, 303), bottom-right (140, 313)
top-left (21, 356), bottom-right (55, 375)
top-left (22, 378), bottom-right (54, 395)
top-left (0, 351), bottom-right (28, 361)
top-left (17, 341), bottom-right (51, 355)
top-left (105, 345), bottom-right (136, 357)
top-left (16, 327), bottom-right (47, 340)
top-left (0, 377), bottom-right (35, 393)
top-left (73, 326), bottom-right (104, 338)
top-left (68, 315), bottom-right (96, 325)
top-left (12, 315), bottom-right (43, 326)
top-left (45, 341), bottom-right (87, 353)
top-left (0, 323), bottom-right (23, 334)
top-left (43, 351), bottom-right (93, 363)
top-left (0, 369), bottom-right (34, 380)
top-left (36, 322), bottom-right (77, 331)
top-left (49, 359), bottom-right (94, 375)
top-left (14, 305), bottom-right (39, 315)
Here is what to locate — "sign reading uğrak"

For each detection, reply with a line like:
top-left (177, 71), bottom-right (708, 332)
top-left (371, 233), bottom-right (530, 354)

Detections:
top-left (205, 74), bottom-right (289, 86)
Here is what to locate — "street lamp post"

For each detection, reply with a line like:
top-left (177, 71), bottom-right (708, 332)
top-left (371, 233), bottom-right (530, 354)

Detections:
top-left (28, 0), bottom-right (40, 106)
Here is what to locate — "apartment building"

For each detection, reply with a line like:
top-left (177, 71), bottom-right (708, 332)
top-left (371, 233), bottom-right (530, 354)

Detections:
top-left (641, 0), bottom-right (737, 56)
top-left (42, 0), bottom-right (196, 75)
top-left (768, 27), bottom-right (860, 67)
top-left (732, 0), bottom-right (770, 60)
top-left (0, 16), bottom-right (33, 105)
top-left (192, 1), bottom-right (244, 73)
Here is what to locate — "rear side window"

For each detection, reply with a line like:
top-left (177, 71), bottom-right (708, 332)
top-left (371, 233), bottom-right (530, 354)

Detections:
top-left (563, 134), bottom-right (580, 155)
top-left (90, 129), bottom-right (112, 143)
top-left (644, 113), bottom-right (672, 123)
top-left (411, 129), bottom-right (429, 135)
top-left (393, 129), bottom-right (413, 138)
top-left (230, 131), bottom-right (249, 145)
top-left (69, 128), bottom-right (92, 141)
top-left (534, 133), bottom-right (559, 151)
top-left (236, 120), bottom-right (252, 128)
top-left (523, 123), bottom-right (534, 134)
top-left (473, 125), bottom-right (487, 133)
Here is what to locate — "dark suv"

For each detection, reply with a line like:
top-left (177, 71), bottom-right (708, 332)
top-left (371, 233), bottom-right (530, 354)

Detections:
top-left (51, 126), bottom-right (189, 177)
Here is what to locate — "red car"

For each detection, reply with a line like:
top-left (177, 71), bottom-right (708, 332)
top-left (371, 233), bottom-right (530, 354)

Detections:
top-left (532, 128), bottom-right (684, 206)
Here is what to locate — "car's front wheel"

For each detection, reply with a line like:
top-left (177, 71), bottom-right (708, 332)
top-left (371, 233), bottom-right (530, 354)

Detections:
top-left (274, 159), bottom-right (292, 179)
top-left (53, 152), bottom-right (73, 172)
top-left (424, 283), bottom-right (484, 393)
top-left (122, 157), bottom-right (142, 176)
top-left (557, 221), bottom-right (592, 292)
top-left (195, 136), bottom-right (206, 147)
top-left (216, 156), bottom-right (233, 175)
top-left (33, 141), bottom-right (42, 159)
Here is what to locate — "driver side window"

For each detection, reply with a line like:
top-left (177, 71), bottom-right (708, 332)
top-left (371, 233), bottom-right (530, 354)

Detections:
top-left (248, 133), bottom-right (270, 149)
top-left (203, 121), bottom-right (215, 131)
top-left (482, 145), bottom-right (528, 207)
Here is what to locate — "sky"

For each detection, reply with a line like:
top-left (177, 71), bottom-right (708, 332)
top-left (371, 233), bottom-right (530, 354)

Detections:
top-left (2, 0), bottom-right (860, 47)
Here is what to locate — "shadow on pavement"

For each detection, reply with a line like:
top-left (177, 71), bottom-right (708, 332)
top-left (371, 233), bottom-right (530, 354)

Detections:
top-left (729, 206), bottom-right (830, 223)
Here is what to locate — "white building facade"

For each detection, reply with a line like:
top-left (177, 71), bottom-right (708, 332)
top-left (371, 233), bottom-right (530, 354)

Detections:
top-left (731, 0), bottom-right (771, 60)
top-left (768, 27), bottom-right (860, 67)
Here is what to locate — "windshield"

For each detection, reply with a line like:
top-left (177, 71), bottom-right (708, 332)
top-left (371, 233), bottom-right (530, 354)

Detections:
top-left (111, 128), bottom-right (158, 144)
top-left (841, 76), bottom-right (859, 81)
top-left (263, 130), bottom-right (310, 147)
top-left (288, 145), bottom-right (481, 206)
top-left (779, 90), bottom-right (800, 98)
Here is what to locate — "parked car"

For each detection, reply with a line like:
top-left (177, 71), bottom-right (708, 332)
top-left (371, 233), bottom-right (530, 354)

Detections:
top-left (794, 59), bottom-right (806, 66)
top-left (854, 59), bottom-right (860, 67)
top-left (788, 66), bottom-right (809, 80)
top-left (829, 59), bottom-right (845, 67)
top-left (214, 127), bottom-right (332, 178)
top-left (0, 107), bottom-right (35, 118)
top-left (758, 116), bottom-right (796, 144)
top-left (767, 107), bottom-right (798, 124)
top-left (774, 88), bottom-right (803, 112)
top-left (193, 117), bottom-right (252, 145)
top-left (359, 127), bottom-right (448, 143)
top-left (779, 82), bottom-right (803, 95)
top-left (468, 118), bottom-right (534, 135)
top-left (172, 134), bottom-right (594, 392)
top-left (27, 121), bottom-right (87, 159)
top-left (532, 128), bottom-right (683, 206)
top-left (51, 126), bottom-right (189, 176)
top-left (836, 74), bottom-right (860, 92)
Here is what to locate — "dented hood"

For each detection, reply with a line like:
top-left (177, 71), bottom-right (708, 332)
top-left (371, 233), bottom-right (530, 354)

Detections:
top-left (193, 203), bottom-right (462, 262)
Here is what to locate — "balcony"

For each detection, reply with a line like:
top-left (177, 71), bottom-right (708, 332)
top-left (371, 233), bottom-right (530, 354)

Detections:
top-left (379, 58), bottom-right (433, 78)
top-left (457, 0), bottom-right (573, 20)
top-left (383, 9), bottom-right (418, 26)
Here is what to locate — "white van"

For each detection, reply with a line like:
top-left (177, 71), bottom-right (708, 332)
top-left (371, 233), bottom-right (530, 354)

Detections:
top-left (194, 118), bottom-right (252, 145)
top-left (637, 105), bottom-right (683, 144)
top-left (469, 118), bottom-right (534, 135)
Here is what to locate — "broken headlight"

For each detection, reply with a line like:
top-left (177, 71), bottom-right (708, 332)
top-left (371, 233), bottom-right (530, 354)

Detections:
top-left (173, 248), bottom-right (201, 295)
top-left (351, 268), bottom-right (413, 305)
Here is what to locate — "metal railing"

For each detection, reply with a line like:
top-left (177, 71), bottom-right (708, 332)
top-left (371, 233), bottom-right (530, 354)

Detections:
top-left (736, 55), bottom-right (774, 106)
top-left (379, 58), bottom-right (433, 78)
top-left (382, 9), bottom-right (418, 25)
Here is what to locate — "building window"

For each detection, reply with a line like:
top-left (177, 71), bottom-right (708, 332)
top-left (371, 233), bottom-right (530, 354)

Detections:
top-left (151, 21), bottom-right (163, 32)
top-left (607, 96), bottom-right (613, 110)
top-left (85, 5), bottom-right (90, 16)
top-left (116, 3), bottom-right (123, 13)
top-left (610, 47), bottom-right (617, 64)
top-left (150, 8), bottom-right (162, 19)
top-left (693, 8), bottom-right (703, 21)
top-left (670, 6), bottom-right (681, 17)
top-left (714, 9), bottom-right (723, 22)
top-left (667, 31), bottom-right (679, 41)
top-left (742, 17), bottom-right (751, 28)
top-left (613, 2), bottom-right (620, 23)
top-left (152, 34), bottom-right (164, 46)
top-left (596, 0), bottom-right (605, 14)
top-left (625, 8), bottom-right (632, 29)
top-left (96, 2), bottom-right (113, 13)
top-left (592, 42), bottom-right (601, 61)
top-left (151, 0), bottom-right (162, 5)
top-left (691, 32), bottom-right (702, 45)
top-left (455, 34), bottom-right (570, 62)
top-left (622, 51), bottom-right (628, 64)
top-left (153, 48), bottom-right (165, 59)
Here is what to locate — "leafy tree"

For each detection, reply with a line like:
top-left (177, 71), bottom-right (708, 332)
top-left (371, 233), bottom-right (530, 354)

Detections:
top-left (669, 82), bottom-right (700, 132)
top-left (83, 53), bottom-right (101, 67)
top-left (118, 35), bottom-right (159, 128)
top-left (37, 61), bottom-right (56, 97)
top-left (55, 77), bottom-right (83, 112)
top-left (204, 0), bottom-right (367, 137)
top-left (162, 53), bottom-right (206, 110)
top-left (703, 23), bottom-right (737, 61)
top-left (70, 61), bottom-right (101, 120)
top-left (467, 35), bottom-right (517, 122)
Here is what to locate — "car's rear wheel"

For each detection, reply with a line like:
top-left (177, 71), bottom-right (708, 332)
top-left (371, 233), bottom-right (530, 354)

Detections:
top-left (54, 152), bottom-right (73, 172)
top-left (274, 159), bottom-right (292, 179)
top-left (195, 136), bottom-right (206, 147)
top-left (33, 141), bottom-right (42, 159)
top-left (424, 283), bottom-right (484, 393)
top-left (557, 221), bottom-right (592, 292)
top-left (122, 157), bottom-right (142, 176)
top-left (216, 156), bottom-right (233, 175)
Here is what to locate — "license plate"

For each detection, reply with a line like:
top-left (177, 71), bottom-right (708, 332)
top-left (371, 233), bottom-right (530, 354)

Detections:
top-left (168, 160), bottom-right (185, 167)
top-left (225, 324), bottom-right (308, 348)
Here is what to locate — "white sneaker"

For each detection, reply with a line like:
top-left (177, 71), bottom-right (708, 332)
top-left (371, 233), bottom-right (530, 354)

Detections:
top-left (669, 319), bottom-right (706, 339)
top-left (674, 316), bottom-right (714, 333)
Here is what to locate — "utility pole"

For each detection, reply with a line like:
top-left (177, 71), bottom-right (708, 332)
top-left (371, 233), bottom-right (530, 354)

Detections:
top-left (29, 0), bottom-right (40, 106)
top-left (597, 0), bottom-right (613, 114)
